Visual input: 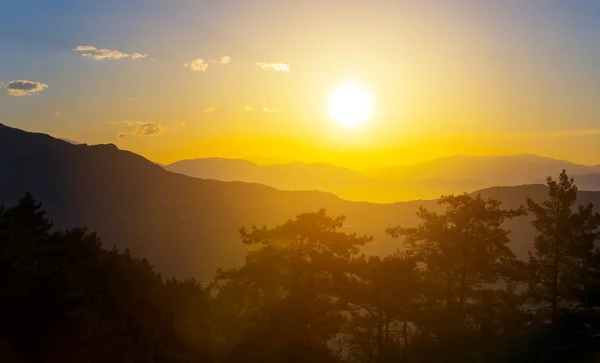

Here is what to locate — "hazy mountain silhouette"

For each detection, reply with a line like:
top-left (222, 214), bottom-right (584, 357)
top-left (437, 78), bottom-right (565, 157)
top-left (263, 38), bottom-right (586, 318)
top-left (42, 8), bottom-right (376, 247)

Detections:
top-left (559, 173), bottom-right (600, 191)
top-left (365, 154), bottom-right (600, 185)
top-left (166, 158), bottom-right (490, 202)
top-left (2, 123), bottom-right (600, 282)
top-left (166, 155), bottom-right (600, 202)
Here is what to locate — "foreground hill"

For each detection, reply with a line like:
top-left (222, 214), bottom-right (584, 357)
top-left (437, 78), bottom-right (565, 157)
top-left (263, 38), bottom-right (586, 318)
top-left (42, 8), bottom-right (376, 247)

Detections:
top-left (2, 124), bottom-right (600, 281)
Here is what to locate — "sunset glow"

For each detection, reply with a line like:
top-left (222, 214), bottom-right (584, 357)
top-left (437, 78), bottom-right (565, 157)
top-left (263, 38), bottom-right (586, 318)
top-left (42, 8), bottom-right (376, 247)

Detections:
top-left (1, 1), bottom-right (600, 168)
top-left (3, 3), bottom-right (600, 360)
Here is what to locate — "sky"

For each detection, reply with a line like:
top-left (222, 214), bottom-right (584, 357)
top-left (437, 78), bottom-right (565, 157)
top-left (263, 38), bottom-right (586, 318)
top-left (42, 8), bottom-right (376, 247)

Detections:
top-left (1, 0), bottom-right (600, 168)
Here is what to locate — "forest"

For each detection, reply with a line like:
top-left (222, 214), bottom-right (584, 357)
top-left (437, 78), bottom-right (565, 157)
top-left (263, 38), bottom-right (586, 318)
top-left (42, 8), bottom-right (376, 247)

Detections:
top-left (2, 170), bottom-right (600, 363)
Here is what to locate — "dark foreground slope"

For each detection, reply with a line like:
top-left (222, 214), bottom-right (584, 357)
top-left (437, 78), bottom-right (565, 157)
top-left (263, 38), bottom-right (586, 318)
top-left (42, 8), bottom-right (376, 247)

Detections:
top-left (2, 124), bottom-right (600, 281)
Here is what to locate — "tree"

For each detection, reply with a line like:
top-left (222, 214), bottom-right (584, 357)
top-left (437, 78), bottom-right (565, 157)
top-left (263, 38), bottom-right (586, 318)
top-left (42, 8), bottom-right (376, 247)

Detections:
top-left (386, 194), bottom-right (526, 343)
top-left (341, 255), bottom-right (420, 363)
top-left (212, 209), bottom-right (371, 363)
top-left (527, 170), bottom-right (600, 322)
top-left (0, 193), bottom-right (73, 360)
top-left (0, 194), bottom-right (214, 363)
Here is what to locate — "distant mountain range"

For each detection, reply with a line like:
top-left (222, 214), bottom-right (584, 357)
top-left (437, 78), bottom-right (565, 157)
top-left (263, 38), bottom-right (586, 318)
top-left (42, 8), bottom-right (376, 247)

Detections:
top-left (2, 123), bottom-right (600, 282)
top-left (365, 154), bottom-right (600, 183)
top-left (165, 155), bottom-right (600, 202)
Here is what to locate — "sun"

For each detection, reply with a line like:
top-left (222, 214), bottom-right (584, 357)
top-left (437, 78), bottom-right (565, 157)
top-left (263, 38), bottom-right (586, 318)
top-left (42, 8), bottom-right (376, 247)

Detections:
top-left (328, 82), bottom-right (373, 128)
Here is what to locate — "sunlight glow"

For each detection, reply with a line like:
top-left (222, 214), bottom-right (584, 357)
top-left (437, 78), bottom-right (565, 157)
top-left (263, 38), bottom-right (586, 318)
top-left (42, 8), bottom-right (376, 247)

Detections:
top-left (328, 82), bottom-right (373, 128)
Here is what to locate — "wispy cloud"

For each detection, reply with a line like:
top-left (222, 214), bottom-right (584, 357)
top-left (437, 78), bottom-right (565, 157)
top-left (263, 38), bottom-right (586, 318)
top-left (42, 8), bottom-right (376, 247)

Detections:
top-left (74, 45), bottom-right (97, 51)
top-left (1, 80), bottom-right (48, 96)
top-left (185, 56), bottom-right (231, 70)
top-left (261, 101), bottom-right (278, 113)
top-left (134, 123), bottom-right (165, 136)
top-left (184, 58), bottom-right (214, 71)
top-left (116, 120), bottom-right (166, 138)
top-left (256, 62), bottom-right (290, 72)
top-left (204, 107), bottom-right (217, 113)
top-left (74, 45), bottom-right (148, 61)
top-left (243, 105), bottom-right (254, 112)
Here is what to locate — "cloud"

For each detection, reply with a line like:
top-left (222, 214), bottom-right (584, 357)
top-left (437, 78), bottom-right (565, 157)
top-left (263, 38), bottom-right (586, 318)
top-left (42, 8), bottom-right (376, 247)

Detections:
top-left (184, 58), bottom-right (213, 71)
top-left (204, 107), bottom-right (216, 113)
top-left (83, 49), bottom-right (128, 60)
top-left (1, 80), bottom-right (48, 96)
top-left (128, 97), bottom-right (138, 102)
top-left (108, 121), bottom-right (120, 126)
top-left (260, 101), bottom-right (278, 113)
top-left (243, 105), bottom-right (254, 111)
top-left (185, 56), bottom-right (231, 70)
top-left (116, 120), bottom-right (166, 138)
top-left (74, 45), bottom-right (97, 51)
top-left (256, 62), bottom-right (290, 72)
top-left (133, 123), bottom-right (165, 136)
top-left (74, 45), bottom-right (148, 60)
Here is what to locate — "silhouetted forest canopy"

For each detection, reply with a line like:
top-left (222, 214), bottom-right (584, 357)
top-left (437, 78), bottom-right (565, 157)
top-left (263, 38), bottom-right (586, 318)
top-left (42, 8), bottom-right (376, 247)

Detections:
top-left (2, 171), bottom-right (600, 363)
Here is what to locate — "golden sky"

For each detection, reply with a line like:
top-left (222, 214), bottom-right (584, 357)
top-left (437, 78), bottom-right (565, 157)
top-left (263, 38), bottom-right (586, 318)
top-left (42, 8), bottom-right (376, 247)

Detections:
top-left (2, 1), bottom-right (600, 168)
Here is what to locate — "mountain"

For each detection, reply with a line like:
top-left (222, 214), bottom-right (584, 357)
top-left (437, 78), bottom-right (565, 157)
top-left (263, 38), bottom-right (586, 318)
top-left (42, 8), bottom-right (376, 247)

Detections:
top-left (166, 155), bottom-right (600, 203)
top-left (0, 124), bottom-right (343, 279)
top-left (365, 154), bottom-right (600, 185)
top-left (2, 124), bottom-right (600, 282)
top-left (569, 173), bottom-right (600, 191)
top-left (166, 158), bottom-right (490, 202)
top-left (166, 158), bottom-right (375, 194)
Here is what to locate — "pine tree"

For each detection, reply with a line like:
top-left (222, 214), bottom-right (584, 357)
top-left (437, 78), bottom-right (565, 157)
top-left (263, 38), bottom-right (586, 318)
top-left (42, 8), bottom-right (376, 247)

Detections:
top-left (213, 209), bottom-right (371, 363)
top-left (387, 194), bottom-right (526, 340)
top-left (527, 170), bottom-right (600, 322)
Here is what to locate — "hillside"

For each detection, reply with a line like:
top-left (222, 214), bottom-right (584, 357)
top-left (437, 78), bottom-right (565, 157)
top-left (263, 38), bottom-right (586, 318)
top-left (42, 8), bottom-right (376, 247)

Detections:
top-left (2, 124), bottom-right (600, 282)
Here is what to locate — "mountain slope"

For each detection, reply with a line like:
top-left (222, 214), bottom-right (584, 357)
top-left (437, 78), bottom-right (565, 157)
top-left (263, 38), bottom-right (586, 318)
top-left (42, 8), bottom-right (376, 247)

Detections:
top-left (2, 124), bottom-right (600, 282)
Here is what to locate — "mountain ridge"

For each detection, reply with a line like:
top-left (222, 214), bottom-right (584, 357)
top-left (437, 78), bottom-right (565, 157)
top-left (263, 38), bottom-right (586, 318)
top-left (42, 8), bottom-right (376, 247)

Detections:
top-left (3, 123), bottom-right (600, 282)
top-left (165, 155), bottom-right (600, 202)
